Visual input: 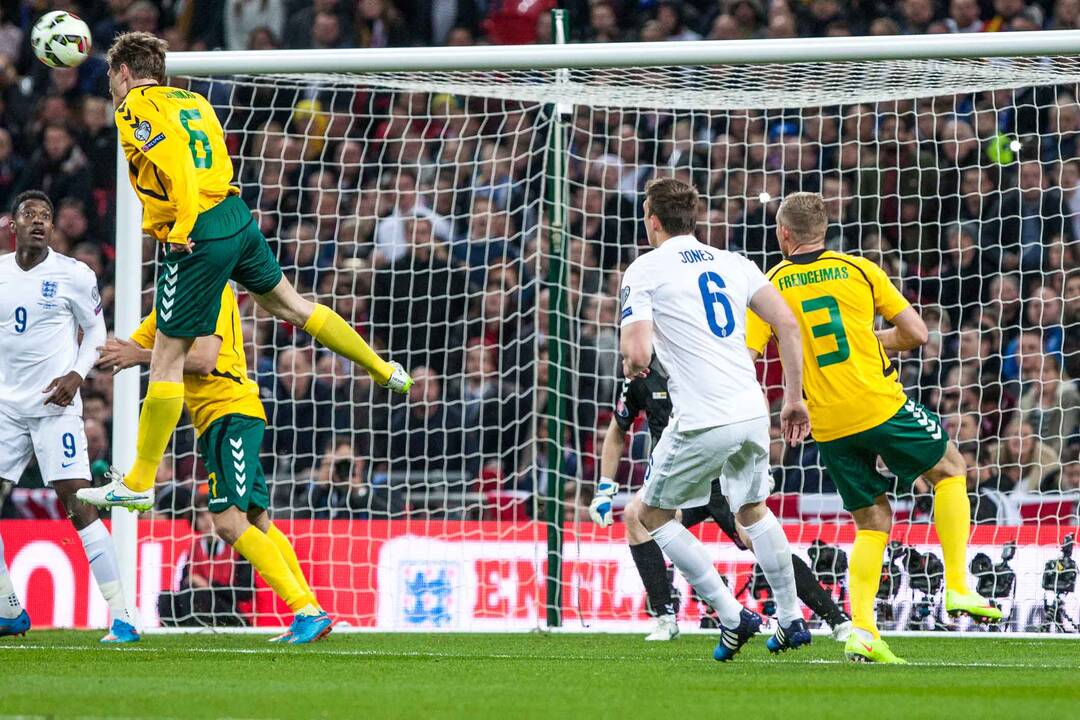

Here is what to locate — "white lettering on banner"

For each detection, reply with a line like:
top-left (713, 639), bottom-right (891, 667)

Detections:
top-left (11, 541), bottom-right (76, 628)
top-left (376, 538), bottom-right (1080, 632)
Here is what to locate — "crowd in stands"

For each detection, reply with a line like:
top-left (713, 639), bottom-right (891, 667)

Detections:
top-left (0, 1), bottom-right (1078, 528)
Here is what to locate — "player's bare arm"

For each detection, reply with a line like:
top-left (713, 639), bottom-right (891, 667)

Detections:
top-left (620, 320), bottom-right (652, 378)
top-left (599, 416), bottom-right (627, 482)
top-left (874, 306), bottom-right (929, 351)
top-left (98, 335), bottom-right (221, 375)
top-left (748, 284), bottom-right (810, 446)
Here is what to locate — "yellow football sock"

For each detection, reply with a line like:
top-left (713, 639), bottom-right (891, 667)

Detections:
top-left (265, 524), bottom-right (319, 610)
top-left (850, 529), bottom-right (889, 640)
top-left (934, 475), bottom-right (973, 594)
top-left (303, 304), bottom-right (393, 384)
top-left (234, 526), bottom-right (316, 613)
top-left (125, 381), bottom-right (185, 492)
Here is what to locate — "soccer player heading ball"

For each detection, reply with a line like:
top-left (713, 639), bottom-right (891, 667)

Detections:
top-left (746, 192), bottom-right (1003, 663)
top-left (78, 33), bottom-right (412, 512)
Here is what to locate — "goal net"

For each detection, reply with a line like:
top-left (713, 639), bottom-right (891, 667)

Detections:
top-left (132, 49), bottom-right (1080, 634)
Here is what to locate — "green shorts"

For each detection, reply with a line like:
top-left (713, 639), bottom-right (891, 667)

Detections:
top-left (156, 195), bottom-right (283, 337)
top-left (198, 414), bottom-right (270, 513)
top-left (817, 400), bottom-right (949, 512)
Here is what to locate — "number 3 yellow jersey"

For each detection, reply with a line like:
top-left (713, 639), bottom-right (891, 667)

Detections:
top-left (116, 85), bottom-right (238, 245)
top-left (745, 249), bottom-right (911, 442)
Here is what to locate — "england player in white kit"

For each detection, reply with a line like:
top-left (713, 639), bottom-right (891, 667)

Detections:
top-left (620, 178), bottom-right (811, 661)
top-left (0, 191), bottom-right (138, 643)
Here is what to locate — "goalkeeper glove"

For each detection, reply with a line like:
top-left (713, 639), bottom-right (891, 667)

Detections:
top-left (588, 477), bottom-right (618, 527)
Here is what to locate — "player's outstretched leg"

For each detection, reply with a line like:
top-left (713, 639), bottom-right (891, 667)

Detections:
top-left (925, 444), bottom-right (1002, 623)
top-left (626, 497), bottom-right (679, 641)
top-left (692, 484), bottom-right (850, 640)
top-left (0, 533), bottom-right (30, 638)
top-left (845, 496), bottom-right (906, 664)
top-left (251, 277), bottom-right (412, 394)
top-left (737, 502), bottom-right (811, 654)
top-left (645, 512), bottom-right (759, 661)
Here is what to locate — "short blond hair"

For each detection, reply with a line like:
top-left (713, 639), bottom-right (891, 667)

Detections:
top-left (107, 31), bottom-right (168, 83)
top-left (776, 192), bottom-right (827, 242)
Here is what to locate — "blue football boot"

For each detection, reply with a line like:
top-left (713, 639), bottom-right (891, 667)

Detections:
top-left (766, 618), bottom-right (812, 654)
top-left (286, 612), bottom-right (333, 644)
top-left (101, 619), bottom-right (140, 643)
top-left (713, 609), bottom-right (763, 662)
top-left (0, 610), bottom-right (30, 638)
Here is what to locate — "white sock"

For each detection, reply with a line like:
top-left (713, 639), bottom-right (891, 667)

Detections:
top-left (0, 533), bottom-right (23, 619)
top-left (650, 519), bottom-right (744, 626)
top-left (77, 520), bottom-right (131, 626)
top-left (742, 510), bottom-right (801, 625)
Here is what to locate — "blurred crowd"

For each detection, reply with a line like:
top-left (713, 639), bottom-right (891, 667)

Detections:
top-left (0, 0), bottom-right (1078, 528)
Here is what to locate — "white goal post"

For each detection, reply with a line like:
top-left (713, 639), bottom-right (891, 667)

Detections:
top-left (112, 28), bottom-right (1080, 634)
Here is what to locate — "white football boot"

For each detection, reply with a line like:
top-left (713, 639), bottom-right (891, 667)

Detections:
top-left (76, 468), bottom-right (154, 512)
top-left (645, 614), bottom-right (679, 641)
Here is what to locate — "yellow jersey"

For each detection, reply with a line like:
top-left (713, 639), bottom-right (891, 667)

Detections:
top-left (116, 85), bottom-right (238, 245)
top-left (131, 284), bottom-right (264, 436)
top-left (746, 250), bottom-right (911, 442)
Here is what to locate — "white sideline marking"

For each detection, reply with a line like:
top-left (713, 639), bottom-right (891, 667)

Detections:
top-left (139, 625), bottom-right (1080, 641)
top-left (0, 644), bottom-right (1073, 669)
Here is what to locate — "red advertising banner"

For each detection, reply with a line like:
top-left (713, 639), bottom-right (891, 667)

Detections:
top-left (2, 520), bottom-right (1076, 632)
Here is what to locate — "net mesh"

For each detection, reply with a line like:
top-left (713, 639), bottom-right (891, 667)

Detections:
top-left (139, 57), bottom-right (1078, 634)
top-left (234, 56), bottom-right (1080, 110)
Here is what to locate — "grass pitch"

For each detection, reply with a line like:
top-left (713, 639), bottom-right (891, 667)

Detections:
top-left (2, 631), bottom-right (1078, 719)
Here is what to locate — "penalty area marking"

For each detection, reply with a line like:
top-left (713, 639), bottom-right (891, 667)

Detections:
top-left (0, 643), bottom-right (1073, 669)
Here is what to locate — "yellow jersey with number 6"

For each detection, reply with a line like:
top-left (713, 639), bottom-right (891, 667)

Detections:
top-left (116, 85), bottom-right (238, 245)
top-left (745, 249), bottom-right (910, 442)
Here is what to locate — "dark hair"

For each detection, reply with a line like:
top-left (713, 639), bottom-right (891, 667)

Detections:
top-left (107, 31), bottom-right (168, 83)
top-left (11, 190), bottom-right (53, 217)
top-left (644, 176), bottom-right (699, 235)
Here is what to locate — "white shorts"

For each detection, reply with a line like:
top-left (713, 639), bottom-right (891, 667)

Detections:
top-left (640, 415), bottom-right (772, 511)
top-left (0, 409), bottom-right (91, 484)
